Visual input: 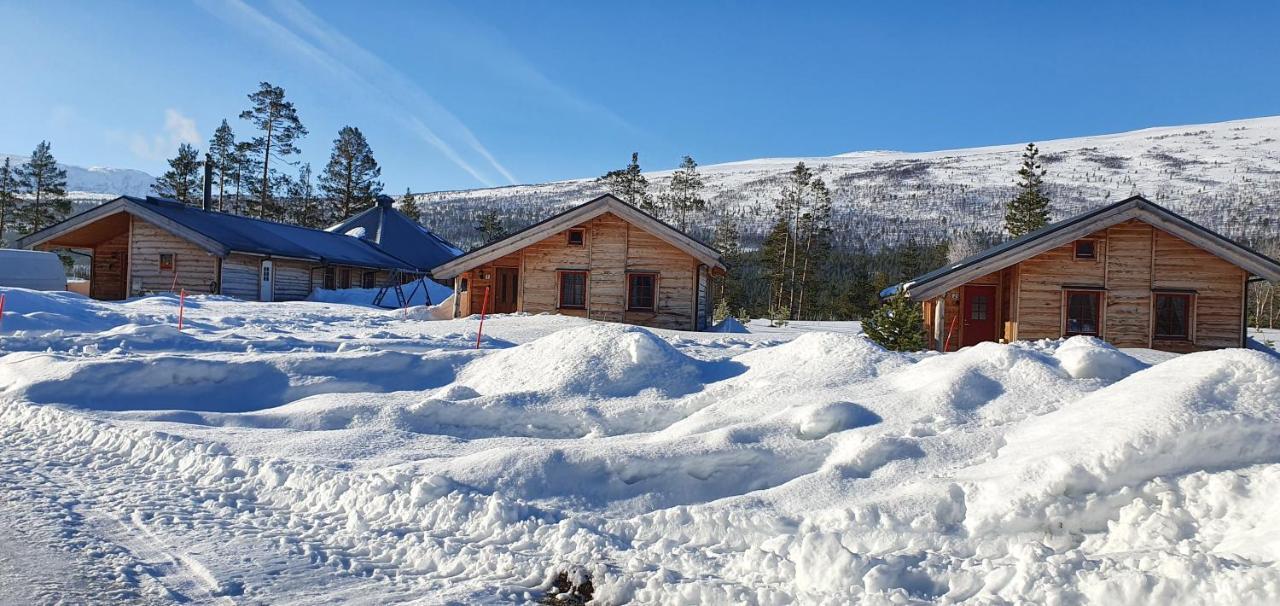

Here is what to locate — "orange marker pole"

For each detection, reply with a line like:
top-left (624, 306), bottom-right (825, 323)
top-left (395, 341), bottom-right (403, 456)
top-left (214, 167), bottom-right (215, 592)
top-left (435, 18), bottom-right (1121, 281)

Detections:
top-left (475, 286), bottom-right (490, 349)
top-left (177, 289), bottom-right (186, 331)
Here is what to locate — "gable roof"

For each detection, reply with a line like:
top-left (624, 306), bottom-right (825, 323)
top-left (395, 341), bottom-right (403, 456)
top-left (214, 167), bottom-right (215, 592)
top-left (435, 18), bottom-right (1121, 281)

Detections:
top-left (17, 196), bottom-right (419, 271)
top-left (431, 194), bottom-right (725, 278)
top-left (326, 195), bottom-right (462, 271)
top-left (888, 195), bottom-right (1280, 301)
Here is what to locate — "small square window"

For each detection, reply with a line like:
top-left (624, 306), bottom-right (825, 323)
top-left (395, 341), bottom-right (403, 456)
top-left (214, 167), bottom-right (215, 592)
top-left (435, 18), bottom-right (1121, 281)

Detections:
top-left (1074, 240), bottom-right (1096, 260)
top-left (159, 253), bottom-right (175, 271)
top-left (567, 229), bottom-right (585, 246)
top-left (361, 271), bottom-right (377, 289)
top-left (459, 278), bottom-right (469, 293)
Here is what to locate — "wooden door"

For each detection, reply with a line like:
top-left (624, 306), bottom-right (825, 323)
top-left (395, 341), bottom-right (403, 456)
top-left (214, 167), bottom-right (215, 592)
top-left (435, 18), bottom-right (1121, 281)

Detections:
top-left (961, 285), bottom-right (997, 346)
top-left (494, 267), bottom-right (518, 313)
top-left (260, 260), bottom-right (274, 302)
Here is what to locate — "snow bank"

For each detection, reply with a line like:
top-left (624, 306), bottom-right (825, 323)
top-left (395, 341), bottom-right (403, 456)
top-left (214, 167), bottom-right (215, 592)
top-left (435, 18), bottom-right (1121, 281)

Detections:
top-left (459, 324), bottom-right (706, 398)
top-left (307, 280), bottom-right (453, 308)
top-left (963, 349), bottom-right (1280, 535)
top-left (0, 287), bottom-right (139, 332)
top-left (711, 317), bottom-right (749, 333)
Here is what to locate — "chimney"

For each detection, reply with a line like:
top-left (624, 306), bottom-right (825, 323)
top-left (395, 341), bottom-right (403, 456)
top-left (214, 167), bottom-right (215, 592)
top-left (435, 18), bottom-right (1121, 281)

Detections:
top-left (202, 152), bottom-right (214, 211)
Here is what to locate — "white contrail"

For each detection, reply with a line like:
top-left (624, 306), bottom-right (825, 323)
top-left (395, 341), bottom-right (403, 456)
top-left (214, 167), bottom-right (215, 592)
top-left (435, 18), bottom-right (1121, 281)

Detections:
top-left (197, 0), bottom-right (510, 186)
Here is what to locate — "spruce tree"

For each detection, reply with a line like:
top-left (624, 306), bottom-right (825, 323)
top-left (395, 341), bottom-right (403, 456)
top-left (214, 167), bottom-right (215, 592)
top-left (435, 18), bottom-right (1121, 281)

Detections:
top-left (659, 155), bottom-right (706, 229)
top-left (0, 158), bottom-right (19, 246)
top-left (1004, 142), bottom-right (1050, 237)
top-left (207, 120), bottom-right (237, 210)
top-left (239, 81), bottom-right (307, 220)
top-left (474, 210), bottom-right (509, 244)
top-left (862, 292), bottom-right (925, 351)
top-left (319, 126), bottom-right (383, 220)
top-left (399, 187), bottom-right (422, 223)
top-left (597, 152), bottom-right (653, 213)
top-left (151, 143), bottom-right (204, 205)
top-left (286, 163), bottom-right (327, 227)
top-left (16, 141), bottom-right (70, 234)
top-left (710, 213), bottom-right (743, 314)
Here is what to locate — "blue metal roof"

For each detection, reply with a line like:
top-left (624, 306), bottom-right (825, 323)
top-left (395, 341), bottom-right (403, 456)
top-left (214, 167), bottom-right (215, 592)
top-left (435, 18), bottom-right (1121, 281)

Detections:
top-left (129, 196), bottom-right (418, 270)
top-left (326, 196), bottom-right (461, 271)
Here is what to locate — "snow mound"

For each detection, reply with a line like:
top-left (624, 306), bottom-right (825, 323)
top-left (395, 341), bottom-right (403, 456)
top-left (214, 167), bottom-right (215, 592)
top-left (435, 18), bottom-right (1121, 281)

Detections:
top-left (735, 332), bottom-right (906, 382)
top-left (963, 349), bottom-right (1280, 534)
top-left (1053, 335), bottom-right (1149, 380)
top-left (711, 317), bottom-right (749, 333)
top-left (458, 324), bottom-right (705, 397)
top-left (796, 401), bottom-right (882, 439)
top-left (0, 287), bottom-right (138, 333)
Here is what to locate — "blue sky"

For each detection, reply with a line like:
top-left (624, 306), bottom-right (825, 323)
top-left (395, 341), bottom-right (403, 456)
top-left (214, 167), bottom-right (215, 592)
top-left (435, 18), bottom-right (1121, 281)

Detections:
top-left (2, 1), bottom-right (1278, 192)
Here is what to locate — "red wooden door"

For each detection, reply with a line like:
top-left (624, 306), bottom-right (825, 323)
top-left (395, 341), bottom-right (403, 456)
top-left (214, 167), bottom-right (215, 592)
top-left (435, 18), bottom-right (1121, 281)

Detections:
top-left (961, 285), bottom-right (997, 346)
top-left (494, 267), bottom-right (519, 313)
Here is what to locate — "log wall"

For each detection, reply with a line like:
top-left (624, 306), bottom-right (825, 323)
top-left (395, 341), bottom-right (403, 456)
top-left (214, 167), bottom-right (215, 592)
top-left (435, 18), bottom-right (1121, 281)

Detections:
top-left (128, 218), bottom-right (220, 295)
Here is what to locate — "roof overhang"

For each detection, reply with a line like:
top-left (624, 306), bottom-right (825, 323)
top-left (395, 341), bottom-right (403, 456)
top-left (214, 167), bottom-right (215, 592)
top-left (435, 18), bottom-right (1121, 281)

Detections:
top-left (431, 194), bottom-right (725, 278)
top-left (901, 196), bottom-right (1280, 301)
top-left (16, 197), bottom-right (229, 256)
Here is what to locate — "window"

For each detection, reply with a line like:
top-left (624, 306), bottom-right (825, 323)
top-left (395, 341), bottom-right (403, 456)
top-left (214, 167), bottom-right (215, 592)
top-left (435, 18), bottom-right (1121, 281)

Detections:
top-left (459, 278), bottom-right (469, 293)
top-left (567, 229), bottom-right (585, 246)
top-left (558, 271), bottom-right (587, 308)
top-left (361, 271), bottom-right (377, 289)
top-left (1154, 293), bottom-right (1192, 340)
top-left (339, 268), bottom-right (352, 289)
top-left (1064, 290), bottom-right (1102, 336)
top-left (969, 294), bottom-right (989, 320)
top-left (628, 273), bottom-right (657, 311)
top-left (323, 266), bottom-right (336, 290)
top-left (1074, 240), bottom-right (1096, 260)
top-left (159, 253), bottom-right (175, 271)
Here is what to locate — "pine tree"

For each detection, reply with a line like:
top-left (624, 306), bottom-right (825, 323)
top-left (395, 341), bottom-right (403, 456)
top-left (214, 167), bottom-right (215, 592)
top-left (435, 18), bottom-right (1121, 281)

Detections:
top-left (151, 143), bottom-right (204, 205)
top-left (0, 158), bottom-right (19, 246)
top-left (1004, 142), bottom-right (1050, 237)
top-left (319, 126), bottom-right (383, 220)
top-left (597, 152), bottom-right (653, 213)
top-left (659, 155), bottom-right (706, 229)
top-left (761, 217), bottom-right (791, 314)
top-left (286, 163), bottom-right (327, 227)
top-left (474, 210), bottom-right (509, 244)
top-left (207, 120), bottom-right (237, 211)
top-left (399, 187), bottom-right (422, 223)
top-left (710, 213), bottom-right (743, 313)
top-left (15, 141), bottom-right (70, 234)
top-left (228, 141), bottom-right (254, 215)
top-left (796, 177), bottom-right (834, 318)
top-left (862, 292), bottom-right (925, 351)
top-left (239, 81), bottom-right (307, 220)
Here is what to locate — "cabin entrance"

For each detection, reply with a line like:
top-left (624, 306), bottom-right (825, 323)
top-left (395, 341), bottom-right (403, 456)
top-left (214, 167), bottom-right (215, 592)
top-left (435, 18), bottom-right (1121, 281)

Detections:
top-left (493, 267), bottom-right (519, 313)
top-left (960, 285), bottom-right (997, 346)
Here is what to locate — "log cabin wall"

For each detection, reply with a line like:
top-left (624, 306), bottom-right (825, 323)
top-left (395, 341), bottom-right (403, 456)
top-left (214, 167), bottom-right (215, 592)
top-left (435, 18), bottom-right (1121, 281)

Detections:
top-left (454, 211), bottom-right (703, 330)
top-left (931, 219), bottom-right (1246, 351)
top-left (272, 260), bottom-right (314, 301)
top-left (220, 253), bottom-right (261, 300)
top-left (128, 217), bottom-right (220, 295)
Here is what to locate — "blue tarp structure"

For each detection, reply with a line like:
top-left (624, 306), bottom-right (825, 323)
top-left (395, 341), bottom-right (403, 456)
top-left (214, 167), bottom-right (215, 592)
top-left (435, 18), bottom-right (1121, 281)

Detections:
top-left (326, 195), bottom-right (461, 271)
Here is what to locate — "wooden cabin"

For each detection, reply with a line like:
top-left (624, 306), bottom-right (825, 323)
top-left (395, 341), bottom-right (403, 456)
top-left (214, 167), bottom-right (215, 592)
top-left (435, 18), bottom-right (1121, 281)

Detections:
top-left (890, 196), bottom-right (1280, 352)
top-left (431, 194), bottom-right (726, 331)
top-left (15, 195), bottom-right (443, 302)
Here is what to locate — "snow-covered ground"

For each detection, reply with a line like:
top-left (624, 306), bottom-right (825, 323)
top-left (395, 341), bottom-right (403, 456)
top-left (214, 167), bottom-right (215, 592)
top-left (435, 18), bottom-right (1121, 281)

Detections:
top-left (1, 288), bottom-right (1279, 604)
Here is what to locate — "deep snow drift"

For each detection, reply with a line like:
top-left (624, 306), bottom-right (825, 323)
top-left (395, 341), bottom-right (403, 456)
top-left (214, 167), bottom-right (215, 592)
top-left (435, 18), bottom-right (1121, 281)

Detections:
top-left (1, 287), bottom-right (1280, 604)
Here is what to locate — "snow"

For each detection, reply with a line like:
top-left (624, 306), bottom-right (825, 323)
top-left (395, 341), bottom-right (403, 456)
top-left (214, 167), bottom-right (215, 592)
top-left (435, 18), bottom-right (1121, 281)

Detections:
top-left (2, 286), bottom-right (1280, 604)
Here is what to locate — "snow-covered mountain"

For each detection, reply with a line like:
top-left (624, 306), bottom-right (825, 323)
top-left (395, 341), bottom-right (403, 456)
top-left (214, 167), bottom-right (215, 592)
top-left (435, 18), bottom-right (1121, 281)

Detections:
top-left (0, 153), bottom-right (155, 200)
top-left (413, 115), bottom-right (1280, 251)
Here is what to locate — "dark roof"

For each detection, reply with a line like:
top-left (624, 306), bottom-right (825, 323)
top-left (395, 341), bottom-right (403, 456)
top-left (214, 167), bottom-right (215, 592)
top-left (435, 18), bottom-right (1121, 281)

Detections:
top-left (127, 196), bottom-right (418, 270)
top-left (326, 195), bottom-right (461, 271)
top-left (885, 195), bottom-right (1280, 300)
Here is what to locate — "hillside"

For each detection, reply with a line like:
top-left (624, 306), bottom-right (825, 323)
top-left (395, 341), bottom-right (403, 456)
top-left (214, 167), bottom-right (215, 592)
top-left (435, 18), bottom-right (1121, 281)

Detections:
top-left (0, 153), bottom-right (155, 200)
top-left (411, 115), bottom-right (1280, 251)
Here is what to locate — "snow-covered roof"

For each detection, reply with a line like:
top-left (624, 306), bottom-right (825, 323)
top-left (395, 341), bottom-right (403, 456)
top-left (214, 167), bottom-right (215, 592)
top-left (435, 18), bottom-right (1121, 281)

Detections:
top-left (325, 195), bottom-right (461, 272)
top-left (891, 195), bottom-right (1280, 301)
top-left (431, 194), bottom-right (725, 279)
top-left (17, 196), bottom-right (419, 271)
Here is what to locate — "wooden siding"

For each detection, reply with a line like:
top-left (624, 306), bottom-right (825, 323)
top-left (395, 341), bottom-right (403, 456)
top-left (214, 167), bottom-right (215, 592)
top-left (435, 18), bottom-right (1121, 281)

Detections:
top-left (128, 218), bottom-right (220, 295)
top-left (220, 253), bottom-right (261, 300)
top-left (1152, 229), bottom-right (1246, 350)
top-left (456, 211), bottom-right (703, 330)
top-left (1015, 227), bottom-right (1108, 340)
top-left (933, 219), bottom-right (1245, 351)
top-left (273, 260), bottom-right (313, 301)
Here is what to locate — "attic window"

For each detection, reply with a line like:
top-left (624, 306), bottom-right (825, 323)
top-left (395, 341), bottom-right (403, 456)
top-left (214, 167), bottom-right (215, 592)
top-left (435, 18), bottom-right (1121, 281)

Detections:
top-left (1074, 240), bottom-right (1096, 260)
top-left (567, 229), bottom-right (585, 246)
